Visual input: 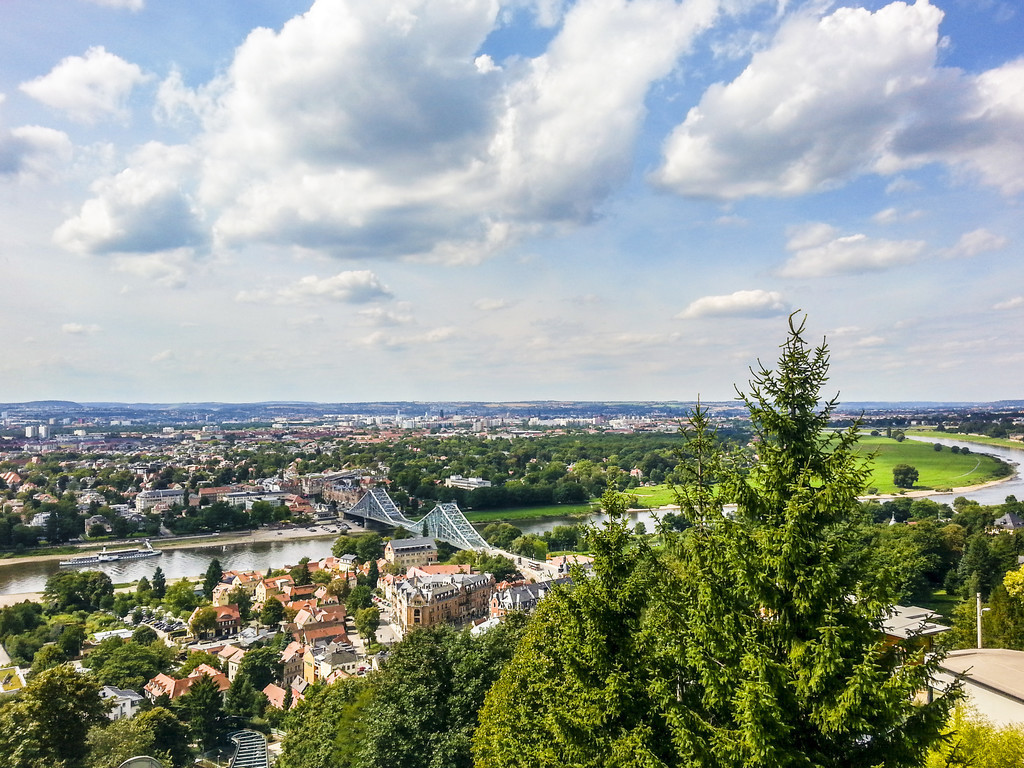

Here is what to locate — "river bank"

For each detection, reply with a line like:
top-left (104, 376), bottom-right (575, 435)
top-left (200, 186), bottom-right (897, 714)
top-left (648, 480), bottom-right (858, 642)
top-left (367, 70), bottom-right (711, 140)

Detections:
top-left (0, 525), bottom-right (341, 569)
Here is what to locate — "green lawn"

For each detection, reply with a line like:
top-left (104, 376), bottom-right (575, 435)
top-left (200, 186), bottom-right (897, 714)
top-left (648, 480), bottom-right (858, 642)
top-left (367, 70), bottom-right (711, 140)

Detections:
top-left (463, 503), bottom-right (598, 523)
top-left (857, 435), bottom-right (1011, 493)
top-left (624, 436), bottom-right (1012, 505)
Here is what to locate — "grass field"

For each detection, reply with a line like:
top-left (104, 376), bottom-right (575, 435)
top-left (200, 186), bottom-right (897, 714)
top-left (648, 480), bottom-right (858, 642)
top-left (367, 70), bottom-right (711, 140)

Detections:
top-left (463, 503), bottom-right (597, 523)
top-left (625, 435), bottom-right (1013, 506)
top-left (856, 435), bottom-right (1011, 493)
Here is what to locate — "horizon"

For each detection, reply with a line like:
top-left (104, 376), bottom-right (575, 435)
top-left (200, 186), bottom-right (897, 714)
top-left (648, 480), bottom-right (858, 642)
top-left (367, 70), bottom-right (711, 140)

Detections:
top-left (2, 0), bottom-right (1023, 403)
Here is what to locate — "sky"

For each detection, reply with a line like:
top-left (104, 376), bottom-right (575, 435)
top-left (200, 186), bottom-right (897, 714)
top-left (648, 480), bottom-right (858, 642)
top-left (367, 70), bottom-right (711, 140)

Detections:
top-left (1, 0), bottom-right (1022, 404)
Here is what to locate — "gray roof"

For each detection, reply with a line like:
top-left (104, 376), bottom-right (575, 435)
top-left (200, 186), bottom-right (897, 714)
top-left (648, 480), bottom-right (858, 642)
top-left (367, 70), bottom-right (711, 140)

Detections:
top-left (388, 536), bottom-right (437, 552)
top-left (940, 648), bottom-right (1024, 702)
top-left (881, 605), bottom-right (950, 640)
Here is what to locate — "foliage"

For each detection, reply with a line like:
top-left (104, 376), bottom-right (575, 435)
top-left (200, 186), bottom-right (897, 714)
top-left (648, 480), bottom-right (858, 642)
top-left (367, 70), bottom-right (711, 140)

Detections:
top-left (277, 678), bottom-right (372, 768)
top-left (354, 606), bottom-right (380, 643)
top-left (893, 463), bottom-right (920, 488)
top-left (203, 558), bottom-right (222, 599)
top-left (259, 597), bottom-right (286, 626)
top-left (86, 706), bottom-right (191, 768)
top-left (91, 639), bottom-right (174, 690)
top-left (236, 645), bottom-right (283, 690)
top-left (0, 664), bottom-right (107, 768)
top-left (190, 604), bottom-right (218, 637)
top-left (475, 316), bottom-right (955, 767)
top-left (924, 707), bottom-right (1024, 767)
top-left (151, 566), bottom-right (166, 599)
top-left (179, 672), bottom-right (226, 751)
top-left (346, 585), bottom-right (374, 614)
top-left (163, 578), bottom-right (200, 615)
top-left (43, 570), bottom-right (114, 613)
top-left (176, 650), bottom-right (223, 677)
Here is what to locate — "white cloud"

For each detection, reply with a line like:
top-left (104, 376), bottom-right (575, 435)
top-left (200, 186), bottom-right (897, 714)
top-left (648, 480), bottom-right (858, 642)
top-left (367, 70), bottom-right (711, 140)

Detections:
top-left (357, 326), bottom-right (458, 349)
top-left (54, 142), bottom-right (205, 255)
top-left (57, 0), bottom-right (739, 263)
top-left (653, 1), bottom-right (1024, 199)
top-left (474, 298), bottom-right (509, 311)
top-left (994, 296), bottom-right (1024, 311)
top-left (355, 307), bottom-right (414, 326)
top-left (0, 125), bottom-right (72, 179)
top-left (112, 249), bottom-right (193, 289)
top-left (872, 207), bottom-right (924, 225)
top-left (237, 270), bottom-right (393, 305)
top-left (943, 228), bottom-right (1008, 259)
top-left (61, 323), bottom-right (101, 335)
top-left (82, 0), bottom-right (144, 9)
top-left (20, 46), bottom-right (150, 124)
top-left (150, 349), bottom-right (175, 362)
top-left (778, 223), bottom-right (925, 278)
top-left (678, 289), bottom-right (788, 319)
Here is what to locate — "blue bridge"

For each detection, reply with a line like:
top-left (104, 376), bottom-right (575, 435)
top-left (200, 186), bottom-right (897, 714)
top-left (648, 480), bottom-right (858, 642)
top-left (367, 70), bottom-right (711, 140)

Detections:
top-left (344, 487), bottom-right (488, 551)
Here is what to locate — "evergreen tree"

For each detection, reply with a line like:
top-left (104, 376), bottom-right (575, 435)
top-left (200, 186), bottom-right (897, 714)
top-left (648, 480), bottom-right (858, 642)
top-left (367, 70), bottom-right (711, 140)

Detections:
top-left (475, 316), bottom-right (955, 768)
top-left (203, 558), bottom-right (222, 600)
top-left (180, 672), bottom-right (225, 751)
top-left (151, 566), bottom-right (167, 599)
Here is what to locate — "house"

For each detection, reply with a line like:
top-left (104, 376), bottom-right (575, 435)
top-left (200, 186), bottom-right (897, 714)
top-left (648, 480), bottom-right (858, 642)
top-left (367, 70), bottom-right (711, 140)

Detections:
top-left (188, 604), bottom-right (242, 640)
top-left (384, 537), bottom-right (438, 569)
top-left (490, 578), bottom-right (571, 618)
top-left (392, 571), bottom-right (494, 637)
top-left (933, 649), bottom-right (1024, 725)
top-left (994, 512), bottom-right (1024, 532)
top-left (880, 605), bottom-right (951, 651)
top-left (255, 575), bottom-right (294, 604)
top-left (144, 664), bottom-right (230, 701)
top-left (101, 685), bottom-right (145, 720)
top-left (303, 641), bottom-right (361, 683)
top-left (295, 624), bottom-right (350, 647)
top-left (281, 641), bottom-right (306, 683)
top-left (262, 682), bottom-right (297, 710)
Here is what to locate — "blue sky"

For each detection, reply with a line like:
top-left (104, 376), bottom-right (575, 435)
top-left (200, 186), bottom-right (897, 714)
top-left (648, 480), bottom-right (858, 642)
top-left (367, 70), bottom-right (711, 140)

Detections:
top-left (1, 0), bottom-right (1021, 403)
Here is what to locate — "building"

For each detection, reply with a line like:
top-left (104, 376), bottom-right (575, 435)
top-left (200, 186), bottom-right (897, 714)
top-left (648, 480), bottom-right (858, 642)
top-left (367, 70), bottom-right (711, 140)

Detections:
top-left (144, 664), bottom-right (230, 701)
top-left (934, 649), bottom-right (1024, 725)
top-left (490, 578), bottom-right (571, 618)
top-left (303, 641), bottom-right (361, 683)
top-left (135, 488), bottom-right (185, 511)
top-left (0, 666), bottom-right (27, 695)
top-left (392, 571), bottom-right (495, 637)
top-left (101, 685), bottom-right (145, 720)
top-left (384, 537), bottom-right (438, 570)
top-left (444, 475), bottom-right (492, 490)
top-left (880, 605), bottom-right (951, 651)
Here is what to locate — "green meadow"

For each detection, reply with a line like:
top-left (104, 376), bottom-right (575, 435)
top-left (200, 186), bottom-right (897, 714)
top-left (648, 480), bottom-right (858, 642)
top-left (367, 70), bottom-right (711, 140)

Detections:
top-left (463, 503), bottom-right (597, 523)
top-left (627, 435), bottom-right (1013, 506)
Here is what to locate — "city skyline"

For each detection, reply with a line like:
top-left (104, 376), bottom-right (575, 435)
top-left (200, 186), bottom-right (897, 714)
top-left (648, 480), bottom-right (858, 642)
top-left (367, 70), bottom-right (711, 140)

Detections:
top-left (2, 0), bottom-right (1022, 403)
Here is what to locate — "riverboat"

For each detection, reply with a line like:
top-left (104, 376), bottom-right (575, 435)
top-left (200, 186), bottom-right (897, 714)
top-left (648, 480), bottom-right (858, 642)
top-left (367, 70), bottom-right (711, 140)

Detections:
top-left (58, 540), bottom-right (162, 567)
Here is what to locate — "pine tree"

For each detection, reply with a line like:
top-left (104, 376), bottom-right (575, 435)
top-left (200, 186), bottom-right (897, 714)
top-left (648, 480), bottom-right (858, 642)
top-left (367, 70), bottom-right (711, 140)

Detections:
top-left (152, 566), bottom-right (166, 599)
top-left (475, 316), bottom-right (955, 768)
top-left (203, 558), bottom-right (222, 600)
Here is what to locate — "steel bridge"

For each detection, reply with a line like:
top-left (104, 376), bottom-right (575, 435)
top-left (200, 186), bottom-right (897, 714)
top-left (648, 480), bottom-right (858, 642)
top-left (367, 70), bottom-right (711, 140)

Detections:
top-left (345, 487), bottom-right (488, 551)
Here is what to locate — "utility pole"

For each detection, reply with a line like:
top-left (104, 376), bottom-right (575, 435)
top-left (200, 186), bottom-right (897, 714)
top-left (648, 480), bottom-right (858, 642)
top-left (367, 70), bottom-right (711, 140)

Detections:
top-left (977, 591), bottom-right (983, 648)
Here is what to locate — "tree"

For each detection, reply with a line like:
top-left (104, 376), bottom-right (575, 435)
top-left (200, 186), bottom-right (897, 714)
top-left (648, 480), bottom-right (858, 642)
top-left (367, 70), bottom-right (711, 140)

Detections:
top-left (0, 664), bottom-right (107, 768)
top-left (893, 463), bottom-right (920, 488)
top-left (346, 585), bottom-right (373, 613)
top-left (354, 606), bottom-right (380, 644)
top-left (163, 578), bottom-right (200, 615)
top-left (87, 706), bottom-right (191, 768)
top-left (259, 597), bottom-right (286, 627)
top-left (475, 316), bottom-right (954, 768)
top-left (203, 557), bottom-right (222, 599)
top-left (93, 640), bottom-right (174, 690)
top-left (180, 672), bottom-right (226, 751)
top-left (31, 643), bottom-right (68, 674)
top-left (151, 566), bottom-right (167, 599)
top-left (236, 645), bottom-right (283, 691)
top-left (229, 586), bottom-right (252, 620)
top-left (290, 556), bottom-right (312, 586)
top-left (131, 624), bottom-right (159, 645)
top-left (190, 605), bottom-right (218, 638)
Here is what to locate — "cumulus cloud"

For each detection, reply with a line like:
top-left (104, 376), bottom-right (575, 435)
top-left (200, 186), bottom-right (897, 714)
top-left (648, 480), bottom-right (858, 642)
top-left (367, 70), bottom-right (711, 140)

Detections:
top-left (872, 207), bottom-right (924, 225)
top-left (61, 323), bottom-right (101, 335)
top-left (357, 326), bottom-right (458, 349)
top-left (653, 0), bottom-right (1024, 198)
top-left (677, 289), bottom-right (788, 319)
top-left (994, 296), bottom-right (1024, 311)
top-left (57, 0), bottom-right (737, 263)
top-left (112, 249), bottom-right (193, 289)
top-left (54, 142), bottom-right (205, 255)
top-left (778, 223), bottom-right (925, 278)
top-left (20, 46), bottom-right (150, 124)
top-left (355, 306), bottom-right (414, 326)
top-left (0, 125), bottom-right (72, 179)
top-left (474, 298), bottom-right (509, 311)
top-left (943, 228), bottom-right (1008, 259)
top-left (237, 270), bottom-right (392, 305)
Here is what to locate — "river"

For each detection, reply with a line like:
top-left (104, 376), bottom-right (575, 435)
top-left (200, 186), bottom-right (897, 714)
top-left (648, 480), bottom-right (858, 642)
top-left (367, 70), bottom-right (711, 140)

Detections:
top-left (2, 435), bottom-right (1021, 596)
